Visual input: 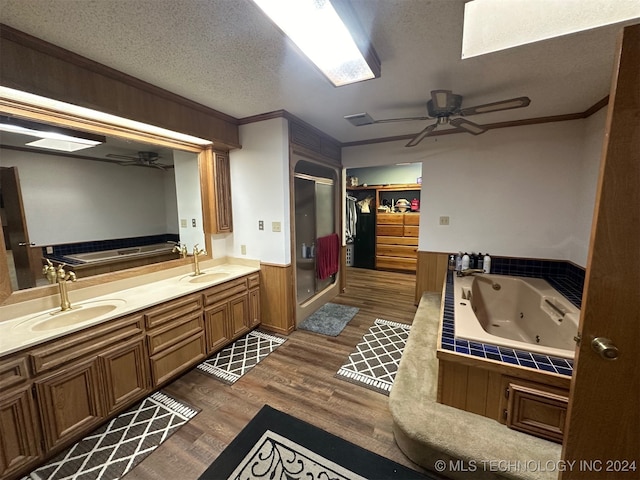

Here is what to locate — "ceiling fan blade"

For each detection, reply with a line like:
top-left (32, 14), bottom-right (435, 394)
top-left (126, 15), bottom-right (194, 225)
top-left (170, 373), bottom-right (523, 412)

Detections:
top-left (458, 96), bottom-right (531, 116)
top-left (405, 123), bottom-right (437, 147)
top-left (345, 112), bottom-right (430, 126)
top-left (106, 153), bottom-right (138, 161)
top-left (449, 117), bottom-right (487, 135)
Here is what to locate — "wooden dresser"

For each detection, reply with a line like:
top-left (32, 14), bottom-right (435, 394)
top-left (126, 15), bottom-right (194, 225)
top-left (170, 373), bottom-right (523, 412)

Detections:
top-left (375, 213), bottom-right (419, 272)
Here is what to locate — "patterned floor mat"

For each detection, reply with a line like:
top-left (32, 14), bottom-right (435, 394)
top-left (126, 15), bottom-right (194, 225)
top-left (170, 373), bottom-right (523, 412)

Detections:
top-left (336, 318), bottom-right (411, 395)
top-left (24, 391), bottom-right (199, 480)
top-left (196, 330), bottom-right (287, 384)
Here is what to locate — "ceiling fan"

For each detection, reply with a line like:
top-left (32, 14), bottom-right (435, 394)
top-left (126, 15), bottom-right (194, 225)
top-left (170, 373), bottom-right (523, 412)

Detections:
top-left (105, 151), bottom-right (170, 170)
top-left (344, 90), bottom-right (531, 147)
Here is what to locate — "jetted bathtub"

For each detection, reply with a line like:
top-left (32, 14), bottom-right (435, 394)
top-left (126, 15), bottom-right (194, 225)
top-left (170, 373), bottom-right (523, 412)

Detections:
top-left (454, 273), bottom-right (579, 359)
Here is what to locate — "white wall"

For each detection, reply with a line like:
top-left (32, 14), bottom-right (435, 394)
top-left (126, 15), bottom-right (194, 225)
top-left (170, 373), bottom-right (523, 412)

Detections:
top-left (229, 117), bottom-right (291, 265)
top-left (173, 150), bottom-right (204, 250)
top-left (343, 116), bottom-right (605, 267)
top-left (1, 149), bottom-right (174, 246)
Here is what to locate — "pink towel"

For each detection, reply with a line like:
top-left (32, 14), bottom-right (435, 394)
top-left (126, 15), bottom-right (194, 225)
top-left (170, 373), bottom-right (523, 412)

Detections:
top-left (316, 233), bottom-right (340, 280)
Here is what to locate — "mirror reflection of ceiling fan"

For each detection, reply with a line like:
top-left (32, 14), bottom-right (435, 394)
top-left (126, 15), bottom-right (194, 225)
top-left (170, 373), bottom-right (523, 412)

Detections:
top-left (345, 90), bottom-right (531, 147)
top-left (105, 151), bottom-right (171, 170)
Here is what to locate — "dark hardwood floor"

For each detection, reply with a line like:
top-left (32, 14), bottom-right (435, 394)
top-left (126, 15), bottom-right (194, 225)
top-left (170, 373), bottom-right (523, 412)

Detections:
top-left (125, 267), bottom-right (424, 479)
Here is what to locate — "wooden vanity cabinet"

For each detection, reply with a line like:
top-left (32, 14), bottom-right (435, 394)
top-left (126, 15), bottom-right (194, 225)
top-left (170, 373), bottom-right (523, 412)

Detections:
top-left (144, 293), bottom-right (206, 387)
top-left (0, 356), bottom-right (41, 479)
top-left (29, 314), bottom-right (148, 452)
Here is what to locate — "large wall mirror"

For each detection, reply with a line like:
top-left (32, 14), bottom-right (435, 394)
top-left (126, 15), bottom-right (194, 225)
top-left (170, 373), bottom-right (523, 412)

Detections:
top-left (0, 103), bottom-right (211, 305)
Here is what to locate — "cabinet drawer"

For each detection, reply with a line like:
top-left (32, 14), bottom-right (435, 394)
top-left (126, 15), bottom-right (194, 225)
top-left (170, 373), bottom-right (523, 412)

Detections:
top-left (376, 236), bottom-right (418, 246)
top-left (203, 277), bottom-right (248, 306)
top-left (144, 293), bottom-right (202, 329)
top-left (247, 273), bottom-right (260, 289)
top-left (375, 255), bottom-right (417, 271)
top-left (403, 225), bottom-right (419, 237)
top-left (403, 213), bottom-right (420, 225)
top-left (375, 244), bottom-right (418, 258)
top-left (0, 355), bottom-right (30, 390)
top-left (377, 213), bottom-right (404, 225)
top-left (376, 225), bottom-right (404, 237)
top-left (147, 310), bottom-right (204, 355)
top-left (150, 332), bottom-right (206, 387)
top-left (29, 314), bottom-right (144, 375)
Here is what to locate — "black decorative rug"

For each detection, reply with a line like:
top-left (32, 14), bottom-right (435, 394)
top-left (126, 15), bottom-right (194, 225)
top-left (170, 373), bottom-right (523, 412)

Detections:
top-left (297, 302), bottom-right (359, 336)
top-left (336, 318), bottom-right (411, 395)
top-left (196, 330), bottom-right (286, 384)
top-left (25, 391), bottom-right (199, 480)
top-left (198, 405), bottom-right (433, 480)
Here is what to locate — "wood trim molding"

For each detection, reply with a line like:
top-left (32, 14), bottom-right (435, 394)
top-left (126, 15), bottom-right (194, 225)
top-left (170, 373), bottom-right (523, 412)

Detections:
top-left (0, 24), bottom-right (240, 149)
top-left (342, 97), bottom-right (610, 148)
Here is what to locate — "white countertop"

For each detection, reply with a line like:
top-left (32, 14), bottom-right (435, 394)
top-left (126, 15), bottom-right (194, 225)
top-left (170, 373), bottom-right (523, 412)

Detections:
top-left (0, 259), bottom-right (260, 357)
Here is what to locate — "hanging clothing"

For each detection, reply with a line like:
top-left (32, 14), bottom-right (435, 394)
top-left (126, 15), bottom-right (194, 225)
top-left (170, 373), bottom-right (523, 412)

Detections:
top-left (316, 233), bottom-right (340, 280)
top-left (346, 195), bottom-right (358, 242)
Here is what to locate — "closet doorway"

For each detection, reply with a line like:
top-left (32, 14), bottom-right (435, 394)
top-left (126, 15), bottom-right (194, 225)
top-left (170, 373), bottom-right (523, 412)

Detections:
top-left (293, 160), bottom-right (337, 306)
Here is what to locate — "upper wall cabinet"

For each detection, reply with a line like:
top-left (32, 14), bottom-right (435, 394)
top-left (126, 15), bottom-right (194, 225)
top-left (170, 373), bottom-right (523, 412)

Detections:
top-left (203, 150), bottom-right (233, 234)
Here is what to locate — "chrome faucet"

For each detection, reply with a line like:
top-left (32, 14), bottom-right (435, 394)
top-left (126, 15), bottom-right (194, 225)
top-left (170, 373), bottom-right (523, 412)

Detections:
top-left (457, 269), bottom-right (484, 277)
top-left (172, 242), bottom-right (188, 258)
top-left (191, 244), bottom-right (206, 276)
top-left (44, 263), bottom-right (77, 311)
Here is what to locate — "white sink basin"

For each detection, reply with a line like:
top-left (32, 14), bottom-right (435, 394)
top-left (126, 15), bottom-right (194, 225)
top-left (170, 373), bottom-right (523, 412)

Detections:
top-left (15, 299), bottom-right (127, 332)
top-left (181, 271), bottom-right (230, 284)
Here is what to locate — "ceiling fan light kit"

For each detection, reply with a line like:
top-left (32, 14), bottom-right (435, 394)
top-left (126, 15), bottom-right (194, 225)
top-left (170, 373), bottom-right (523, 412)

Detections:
top-left (345, 89), bottom-right (531, 147)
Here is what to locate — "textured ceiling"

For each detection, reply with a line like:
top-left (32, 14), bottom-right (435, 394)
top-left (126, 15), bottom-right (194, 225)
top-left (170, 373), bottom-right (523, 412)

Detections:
top-left (0, 0), bottom-right (634, 145)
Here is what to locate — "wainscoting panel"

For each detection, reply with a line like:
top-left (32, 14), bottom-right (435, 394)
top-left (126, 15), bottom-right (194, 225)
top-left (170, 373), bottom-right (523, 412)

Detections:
top-left (415, 251), bottom-right (449, 303)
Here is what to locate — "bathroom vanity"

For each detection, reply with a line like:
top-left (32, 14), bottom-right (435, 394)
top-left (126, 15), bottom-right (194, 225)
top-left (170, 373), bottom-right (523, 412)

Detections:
top-left (0, 260), bottom-right (259, 480)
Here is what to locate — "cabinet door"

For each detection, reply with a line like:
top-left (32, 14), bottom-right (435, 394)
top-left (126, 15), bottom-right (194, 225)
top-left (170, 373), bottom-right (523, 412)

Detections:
top-left (248, 288), bottom-right (260, 329)
top-left (213, 151), bottom-right (233, 233)
top-left (100, 338), bottom-right (149, 415)
top-left (205, 303), bottom-right (232, 353)
top-left (0, 386), bottom-right (42, 478)
top-left (228, 293), bottom-right (249, 339)
top-left (35, 358), bottom-right (104, 451)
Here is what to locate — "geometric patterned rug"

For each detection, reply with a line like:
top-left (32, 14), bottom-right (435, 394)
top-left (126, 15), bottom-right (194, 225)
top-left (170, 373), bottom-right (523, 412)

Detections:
top-left (24, 391), bottom-right (199, 480)
top-left (195, 330), bottom-right (287, 385)
top-left (336, 318), bottom-right (411, 395)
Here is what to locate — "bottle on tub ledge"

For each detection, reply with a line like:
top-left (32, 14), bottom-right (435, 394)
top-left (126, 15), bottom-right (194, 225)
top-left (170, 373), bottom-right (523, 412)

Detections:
top-left (455, 252), bottom-right (463, 271)
top-left (483, 253), bottom-right (491, 273)
top-left (461, 253), bottom-right (470, 271)
top-left (477, 253), bottom-right (484, 271)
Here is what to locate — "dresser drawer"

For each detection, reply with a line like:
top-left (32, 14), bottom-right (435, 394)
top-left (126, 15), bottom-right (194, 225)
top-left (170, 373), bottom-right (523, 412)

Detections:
top-left (376, 225), bottom-right (404, 237)
top-left (146, 310), bottom-right (204, 355)
top-left (377, 213), bottom-right (404, 225)
top-left (375, 244), bottom-right (418, 258)
top-left (403, 213), bottom-right (420, 225)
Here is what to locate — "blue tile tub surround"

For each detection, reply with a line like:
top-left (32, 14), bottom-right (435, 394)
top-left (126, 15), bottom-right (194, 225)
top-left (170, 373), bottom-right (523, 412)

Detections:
top-left (42, 234), bottom-right (180, 265)
top-left (489, 257), bottom-right (585, 308)
top-left (441, 271), bottom-right (574, 377)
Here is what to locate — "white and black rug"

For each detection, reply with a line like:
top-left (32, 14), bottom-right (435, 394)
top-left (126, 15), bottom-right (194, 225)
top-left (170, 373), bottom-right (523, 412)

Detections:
top-left (336, 318), bottom-right (411, 395)
top-left (24, 391), bottom-right (199, 480)
top-left (196, 330), bottom-right (287, 384)
top-left (198, 405), bottom-right (433, 480)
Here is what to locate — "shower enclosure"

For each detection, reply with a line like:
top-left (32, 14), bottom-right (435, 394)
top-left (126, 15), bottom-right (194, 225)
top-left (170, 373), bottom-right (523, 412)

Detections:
top-left (294, 160), bottom-right (337, 304)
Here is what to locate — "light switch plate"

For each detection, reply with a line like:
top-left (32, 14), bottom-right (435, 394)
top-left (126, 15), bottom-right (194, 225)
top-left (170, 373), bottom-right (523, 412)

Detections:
top-left (180, 219), bottom-right (187, 228)
top-left (272, 221), bottom-right (281, 232)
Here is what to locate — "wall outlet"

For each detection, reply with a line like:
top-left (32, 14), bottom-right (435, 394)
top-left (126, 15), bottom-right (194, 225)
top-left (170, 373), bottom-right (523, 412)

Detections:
top-left (192, 218), bottom-right (197, 227)
top-left (439, 216), bottom-right (450, 226)
top-left (272, 221), bottom-right (281, 232)
top-left (180, 219), bottom-right (187, 228)
top-left (258, 220), bottom-right (264, 230)
top-left (241, 245), bottom-right (246, 255)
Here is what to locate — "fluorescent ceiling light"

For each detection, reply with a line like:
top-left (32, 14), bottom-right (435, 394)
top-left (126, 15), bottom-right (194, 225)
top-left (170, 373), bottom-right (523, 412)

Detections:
top-left (0, 117), bottom-right (105, 151)
top-left (462, 0), bottom-right (640, 58)
top-left (251, 0), bottom-right (380, 86)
